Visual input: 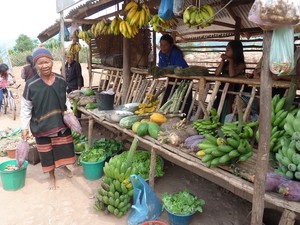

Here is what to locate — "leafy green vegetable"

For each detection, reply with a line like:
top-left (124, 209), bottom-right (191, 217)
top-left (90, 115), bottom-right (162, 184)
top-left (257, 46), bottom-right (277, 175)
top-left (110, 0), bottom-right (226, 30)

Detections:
top-left (109, 150), bottom-right (164, 179)
top-left (92, 138), bottom-right (122, 157)
top-left (78, 147), bottom-right (106, 162)
top-left (162, 190), bottom-right (205, 215)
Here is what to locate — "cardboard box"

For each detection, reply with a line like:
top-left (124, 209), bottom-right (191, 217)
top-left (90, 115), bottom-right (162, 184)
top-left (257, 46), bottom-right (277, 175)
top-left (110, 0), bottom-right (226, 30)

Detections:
top-left (26, 147), bottom-right (40, 165)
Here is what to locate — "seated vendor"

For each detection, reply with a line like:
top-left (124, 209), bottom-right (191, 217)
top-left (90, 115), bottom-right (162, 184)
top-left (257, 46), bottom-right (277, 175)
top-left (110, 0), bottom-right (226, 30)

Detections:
top-left (158, 34), bottom-right (191, 115)
top-left (224, 95), bottom-right (259, 123)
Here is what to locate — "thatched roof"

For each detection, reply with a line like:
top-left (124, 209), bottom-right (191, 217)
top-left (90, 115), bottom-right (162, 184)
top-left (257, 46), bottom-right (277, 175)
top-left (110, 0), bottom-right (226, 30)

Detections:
top-left (37, 0), bottom-right (261, 43)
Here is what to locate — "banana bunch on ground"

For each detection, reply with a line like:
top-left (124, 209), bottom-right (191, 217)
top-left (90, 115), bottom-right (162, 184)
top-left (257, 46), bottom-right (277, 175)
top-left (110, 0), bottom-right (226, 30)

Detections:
top-left (149, 14), bottom-right (178, 32)
top-left (67, 42), bottom-right (81, 55)
top-left (193, 108), bottom-right (221, 136)
top-left (125, 0), bottom-right (150, 28)
top-left (94, 138), bottom-right (138, 217)
top-left (275, 112), bottom-right (300, 180)
top-left (90, 18), bottom-right (112, 38)
top-left (119, 20), bottom-right (139, 38)
top-left (183, 4), bottom-right (215, 28)
top-left (78, 31), bottom-right (92, 44)
top-left (197, 121), bottom-right (258, 168)
top-left (135, 93), bottom-right (160, 115)
top-left (109, 16), bottom-right (122, 35)
top-left (256, 94), bottom-right (299, 153)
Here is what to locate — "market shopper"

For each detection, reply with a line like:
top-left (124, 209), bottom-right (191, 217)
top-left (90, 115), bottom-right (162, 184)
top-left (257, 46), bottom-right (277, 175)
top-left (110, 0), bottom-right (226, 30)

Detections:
top-left (158, 34), bottom-right (191, 114)
top-left (65, 52), bottom-right (84, 94)
top-left (20, 47), bottom-right (75, 190)
top-left (21, 55), bottom-right (36, 82)
top-left (0, 63), bottom-right (15, 113)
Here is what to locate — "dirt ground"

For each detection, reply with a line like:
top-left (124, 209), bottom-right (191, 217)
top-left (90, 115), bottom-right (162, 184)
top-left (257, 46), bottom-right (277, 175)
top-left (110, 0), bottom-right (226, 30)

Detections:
top-left (0, 62), bottom-right (284, 225)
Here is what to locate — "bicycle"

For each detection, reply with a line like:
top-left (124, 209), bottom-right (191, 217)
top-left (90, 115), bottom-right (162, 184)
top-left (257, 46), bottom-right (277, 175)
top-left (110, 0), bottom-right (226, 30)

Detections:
top-left (1, 84), bottom-right (21, 120)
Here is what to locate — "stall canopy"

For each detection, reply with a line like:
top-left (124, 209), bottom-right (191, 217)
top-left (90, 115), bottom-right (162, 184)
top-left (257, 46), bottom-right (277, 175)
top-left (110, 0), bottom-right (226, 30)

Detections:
top-left (37, 0), bottom-right (262, 43)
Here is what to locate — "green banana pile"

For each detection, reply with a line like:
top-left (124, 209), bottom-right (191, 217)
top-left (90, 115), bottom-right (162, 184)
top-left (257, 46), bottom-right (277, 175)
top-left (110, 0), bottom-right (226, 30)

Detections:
top-left (256, 94), bottom-right (299, 153)
top-left (198, 121), bottom-right (258, 168)
top-left (275, 111), bottom-right (300, 180)
top-left (193, 108), bottom-right (221, 136)
top-left (94, 138), bottom-right (138, 217)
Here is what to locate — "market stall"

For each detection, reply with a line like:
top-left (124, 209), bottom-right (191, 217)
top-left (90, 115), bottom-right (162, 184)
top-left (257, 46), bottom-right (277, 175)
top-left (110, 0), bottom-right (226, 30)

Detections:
top-left (37, 0), bottom-right (300, 224)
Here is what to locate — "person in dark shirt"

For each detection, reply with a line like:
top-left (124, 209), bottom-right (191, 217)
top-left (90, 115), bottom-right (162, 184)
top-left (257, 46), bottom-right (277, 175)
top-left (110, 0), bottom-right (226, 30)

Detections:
top-left (158, 34), bottom-right (191, 115)
top-left (65, 53), bottom-right (84, 94)
top-left (21, 55), bottom-right (37, 82)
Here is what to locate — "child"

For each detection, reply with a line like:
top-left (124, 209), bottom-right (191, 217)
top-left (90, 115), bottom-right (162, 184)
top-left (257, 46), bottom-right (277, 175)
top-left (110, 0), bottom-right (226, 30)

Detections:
top-left (0, 63), bottom-right (15, 113)
top-left (224, 95), bottom-right (259, 123)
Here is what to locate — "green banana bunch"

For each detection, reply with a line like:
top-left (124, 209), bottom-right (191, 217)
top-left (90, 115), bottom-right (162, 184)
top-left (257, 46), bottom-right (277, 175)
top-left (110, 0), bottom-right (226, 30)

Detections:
top-left (256, 94), bottom-right (300, 153)
top-left (94, 176), bottom-right (133, 217)
top-left (193, 108), bottom-right (221, 135)
top-left (183, 4), bottom-right (215, 28)
top-left (198, 120), bottom-right (257, 168)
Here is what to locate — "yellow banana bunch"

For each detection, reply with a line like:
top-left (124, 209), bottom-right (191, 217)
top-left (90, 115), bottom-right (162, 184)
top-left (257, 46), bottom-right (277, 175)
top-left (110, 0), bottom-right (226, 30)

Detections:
top-left (78, 31), bottom-right (91, 44)
top-left (125, 1), bottom-right (150, 28)
top-left (110, 16), bottom-right (122, 35)
top-left (149, 14), bottom-right (178, 32)
top-left (90, 19), bottom-right (112, 37)
top-left (119, 20), bottom-right (138, 38)
top-left (183, 4), bottom-right (215, 28)
top-left (68, 42), bottom-right (81, 55)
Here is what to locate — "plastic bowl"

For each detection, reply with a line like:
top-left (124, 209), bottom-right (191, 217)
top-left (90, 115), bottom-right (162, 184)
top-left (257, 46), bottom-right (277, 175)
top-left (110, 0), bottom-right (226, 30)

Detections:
top-left (104, 110), bottom-right (133, 122)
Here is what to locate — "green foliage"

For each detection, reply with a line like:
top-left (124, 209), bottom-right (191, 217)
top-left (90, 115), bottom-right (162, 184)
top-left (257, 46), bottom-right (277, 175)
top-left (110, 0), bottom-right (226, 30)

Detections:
top-left (14, 34), bottom-right (36, 52)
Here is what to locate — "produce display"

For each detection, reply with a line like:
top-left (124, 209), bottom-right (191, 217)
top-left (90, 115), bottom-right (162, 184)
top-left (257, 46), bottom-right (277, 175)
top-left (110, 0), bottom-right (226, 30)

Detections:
top-left (94, 138), bottom-right (164, 217)
top-left (174, 66), bottom-right (209, 76)
top-left (183, 4), bottom-right (215, 28)
top-left (184, 134), bottom-right (205, 152)
top-left (125, 0), bottom-right (151, 28)
top-left (162, 190), bottom-right (205, 215)
top-left (198, 121), bottom-right (258, 168)
top-left (72, 131), bottom-right (88, 154)
top-left (134, 93), bottom-right (160, 115)
top-left (275, 111), bottom-right (300, 180)
top-left (192, 108), bottom-right (220, 136)
top-left (149, 14), bottom-right (178, 32)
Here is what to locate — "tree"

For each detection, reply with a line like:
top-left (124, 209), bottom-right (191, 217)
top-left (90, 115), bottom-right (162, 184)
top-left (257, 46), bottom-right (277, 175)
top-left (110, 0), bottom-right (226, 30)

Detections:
top-left (44, 38), bottom-right (60, 50)
top-left (14, 34), bottom-right (35, 52)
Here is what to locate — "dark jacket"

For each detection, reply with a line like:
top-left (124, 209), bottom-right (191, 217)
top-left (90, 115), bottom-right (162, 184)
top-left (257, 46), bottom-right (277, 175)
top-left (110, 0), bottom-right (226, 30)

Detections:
top-left (65, 60), bottom-right (84, 93)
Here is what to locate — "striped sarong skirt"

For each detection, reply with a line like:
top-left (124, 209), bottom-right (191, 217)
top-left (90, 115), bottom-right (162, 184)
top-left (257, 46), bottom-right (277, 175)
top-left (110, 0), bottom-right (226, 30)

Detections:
top-left (35, 128), bottom-right (76, 172)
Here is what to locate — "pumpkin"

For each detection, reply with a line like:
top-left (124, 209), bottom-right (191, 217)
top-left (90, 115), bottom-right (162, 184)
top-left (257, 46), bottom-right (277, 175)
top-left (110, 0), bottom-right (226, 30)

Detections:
top-left (150, 113), bottom-right (167, 125)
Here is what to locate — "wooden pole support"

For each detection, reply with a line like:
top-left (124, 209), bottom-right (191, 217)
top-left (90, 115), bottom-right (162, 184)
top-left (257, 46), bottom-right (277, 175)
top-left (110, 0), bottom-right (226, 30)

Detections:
top-left (149, 147), bottom-right (157, 189)
top-left (88, 116), bottom-right (94, 147)
top-left (278, 209), bottom-right (296, 225)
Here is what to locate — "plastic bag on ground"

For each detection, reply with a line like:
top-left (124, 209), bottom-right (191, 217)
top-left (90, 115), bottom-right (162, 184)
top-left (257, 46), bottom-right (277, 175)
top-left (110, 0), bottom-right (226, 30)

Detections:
top-left (16, 140), bottom-right (29, 168)
top-left (128, 174), bottom-right (162, 225)
top-left (269, 26), bottom-right (295, 76)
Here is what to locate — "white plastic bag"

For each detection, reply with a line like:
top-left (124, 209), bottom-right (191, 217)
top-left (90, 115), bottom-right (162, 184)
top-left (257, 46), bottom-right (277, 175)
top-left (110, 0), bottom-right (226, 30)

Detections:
top-left (269, 26), bottom-right (295, 76)
top-left (260, 0), bottom-right (300, 26)
top-left (248, 0), bottom-right (281, 30)
top-left (173, 0), bottom-right (185, 16)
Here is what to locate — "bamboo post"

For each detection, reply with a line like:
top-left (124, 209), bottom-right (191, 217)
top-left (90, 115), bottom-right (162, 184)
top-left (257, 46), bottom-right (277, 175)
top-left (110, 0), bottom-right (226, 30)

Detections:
top-left (250, 31), bottom-right (273, 225)
top-left (122, 37), bottom-right (131, 104)
top-left (149, 147), bottom-right (157, 189)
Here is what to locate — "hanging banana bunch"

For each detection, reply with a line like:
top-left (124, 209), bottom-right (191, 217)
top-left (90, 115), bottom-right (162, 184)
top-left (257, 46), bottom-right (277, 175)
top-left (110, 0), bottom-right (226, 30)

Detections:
top-left (90, 18), bottom-right (112, 38)
top-left (149, 14), bottom-right (178, 32)
top-left (78, 31), bottom-right (92, 44)
top-left (68, 42), bottom-right (81, 55)
top-left (183, 4), bottom-right (215, 28)
top-left (125, 0), bottom-right (151, 28)
top-left (109, 16), bottom-right (123, 35)
top-left (119, 19), bottom-right (139, 39)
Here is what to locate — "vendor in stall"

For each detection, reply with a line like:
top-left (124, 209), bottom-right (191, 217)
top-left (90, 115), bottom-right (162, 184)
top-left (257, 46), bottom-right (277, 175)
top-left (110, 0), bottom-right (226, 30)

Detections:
top-left (158, 34), bottom-right (192, 115)
top-left (213, 40), bottom-right (246, 122)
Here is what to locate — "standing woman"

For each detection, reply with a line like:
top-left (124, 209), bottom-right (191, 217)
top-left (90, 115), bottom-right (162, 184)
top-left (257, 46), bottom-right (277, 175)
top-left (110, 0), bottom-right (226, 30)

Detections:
top-left (20, 47), bottom-right (75, 190)
top-left (21, 55), bottom-right (37, 82)
top-left (65, 53), bottom-right (84, 93)
top-left (158, 34), bottom-right (192, 114)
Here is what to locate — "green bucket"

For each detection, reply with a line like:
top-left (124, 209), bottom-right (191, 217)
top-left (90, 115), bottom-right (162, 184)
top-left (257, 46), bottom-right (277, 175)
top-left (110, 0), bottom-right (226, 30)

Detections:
top-left (81, 158), bottom-right (106, 181)
top-left (0, 159), bottom-right (28, 191)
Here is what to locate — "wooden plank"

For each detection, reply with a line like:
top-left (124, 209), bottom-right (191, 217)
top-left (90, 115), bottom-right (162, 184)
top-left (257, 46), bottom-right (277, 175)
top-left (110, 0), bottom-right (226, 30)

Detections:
top-left (278, 209), bottom-right (296, 225)
top-left (217, 82), bottom-right (230, 116)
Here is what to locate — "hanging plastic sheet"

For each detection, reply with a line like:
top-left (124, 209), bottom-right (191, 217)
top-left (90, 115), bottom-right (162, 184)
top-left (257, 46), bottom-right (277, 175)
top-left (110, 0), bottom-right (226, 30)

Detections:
top-left (158, 0), bottom-right (174, 20)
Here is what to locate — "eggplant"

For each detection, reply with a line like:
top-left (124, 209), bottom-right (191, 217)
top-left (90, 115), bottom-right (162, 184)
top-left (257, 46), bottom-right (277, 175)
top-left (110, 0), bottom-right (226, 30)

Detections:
top-left (265, 172), bottom-right (288, 192)
top-left (184, 135), bottom-right (205, 148)
top-left (278, 180), bottom-right (300, 202)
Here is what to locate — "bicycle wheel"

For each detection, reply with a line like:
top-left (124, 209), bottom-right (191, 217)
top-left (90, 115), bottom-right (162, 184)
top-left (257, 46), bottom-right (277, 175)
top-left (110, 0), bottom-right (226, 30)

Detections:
top-left (3, 94), bottom-right (8, 114)
top-left (8, 96), bottom-right (16, 120)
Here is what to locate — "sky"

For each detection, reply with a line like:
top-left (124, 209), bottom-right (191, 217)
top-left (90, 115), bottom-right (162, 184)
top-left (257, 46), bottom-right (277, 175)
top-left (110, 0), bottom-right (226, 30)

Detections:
top-left (1, 0), bottom-right (60, 43)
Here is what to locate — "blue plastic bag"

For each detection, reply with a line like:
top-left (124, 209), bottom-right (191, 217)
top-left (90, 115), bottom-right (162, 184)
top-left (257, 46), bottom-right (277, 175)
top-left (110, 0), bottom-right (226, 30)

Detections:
top-left (128, 174), bottom-right (162, 225)
top-left (158, 0), bottom-right (174, 20)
